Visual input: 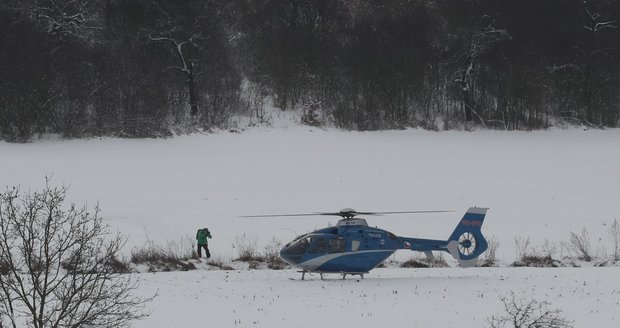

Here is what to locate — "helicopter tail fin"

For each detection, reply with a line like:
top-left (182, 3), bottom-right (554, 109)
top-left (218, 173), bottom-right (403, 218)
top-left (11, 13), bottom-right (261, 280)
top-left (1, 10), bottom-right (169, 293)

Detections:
top-left (446, 207), bottom-right (489, 267)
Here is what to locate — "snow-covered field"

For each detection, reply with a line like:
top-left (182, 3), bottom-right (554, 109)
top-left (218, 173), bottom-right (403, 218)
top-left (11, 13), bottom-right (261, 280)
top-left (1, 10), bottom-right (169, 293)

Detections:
top-left (132, 267), bottom-right (620, 328)
top-left (2, 120), bottom-right (620, 327)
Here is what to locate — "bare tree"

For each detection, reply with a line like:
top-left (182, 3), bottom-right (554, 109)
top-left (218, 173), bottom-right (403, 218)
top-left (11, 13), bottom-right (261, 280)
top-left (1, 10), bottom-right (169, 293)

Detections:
top-left (147, 1), bottom-right (206, 118)
top-left (488, 292), bottom-right (573, 328)
top-left (0, 183), bottom-right (151, 328)
top-left (149, 30), bottom-right (201, 117)
top-left (453, 15), bottom-right (511, 124)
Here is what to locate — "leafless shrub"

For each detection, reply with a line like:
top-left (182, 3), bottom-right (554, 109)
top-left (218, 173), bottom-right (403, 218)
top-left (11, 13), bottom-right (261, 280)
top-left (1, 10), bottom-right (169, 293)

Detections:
top-left (163, 236), bottom-right (196, 260)
top-left (488, 292), bottom-right (573, 328)
top-left (425, 253), bottom-right (449, 267)
top-left (107, 256), bottom-right (132, 273)
top-left (514, 236), bottom-right (532, 261)
top-left (567, 228), bottom-right (593, 261)
top-left (482, 236), bottom-right (500, 266)
top-left (400, 258), bottom-right (430, 268)
top-left (131, 235), bottom-right (194, 261)
top-left (130, 238), bottom-right (196, 272)
top-left (0, 182), bottom-right (152, 328)
top-left (233, 234), bottom-right (263, 262)
top-left (511, 237), bottom-right (562, 267)
top-left (608, 219), bottom-right (620, 261)
top-left (401, 253), bottom-right (449, 268)
top-left (263, 237), bottom-right (287, 269)
top-left (541, 239), bottom-right (558, 258)
top-left (512, 255), bottom-right (560, 268)
top-left (62, 254), bottom-right (131, 274)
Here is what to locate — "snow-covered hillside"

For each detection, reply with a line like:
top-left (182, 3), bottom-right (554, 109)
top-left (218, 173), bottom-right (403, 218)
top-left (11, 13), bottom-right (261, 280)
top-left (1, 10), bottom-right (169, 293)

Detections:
top-left (2, 124), bottom-right (620, 327)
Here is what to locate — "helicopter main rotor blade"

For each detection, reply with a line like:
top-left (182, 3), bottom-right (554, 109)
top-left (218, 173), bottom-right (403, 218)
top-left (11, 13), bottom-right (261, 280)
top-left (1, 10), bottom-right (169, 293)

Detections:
top-left (241, 210), bottom-right (453, 218)
top-left (358, 210), bottom-right (454, 216)
top-left (240, 213), bottom-right (323, 218)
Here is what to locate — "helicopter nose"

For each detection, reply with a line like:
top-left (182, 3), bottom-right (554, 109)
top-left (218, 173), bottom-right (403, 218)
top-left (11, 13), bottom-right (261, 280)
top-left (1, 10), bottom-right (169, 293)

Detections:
top-left (280, 246), bottom-right (302, 265)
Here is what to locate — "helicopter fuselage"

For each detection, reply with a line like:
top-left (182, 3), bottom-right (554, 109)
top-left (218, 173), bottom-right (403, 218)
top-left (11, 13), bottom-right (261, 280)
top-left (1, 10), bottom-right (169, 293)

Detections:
top-left (279, 217), bottom-right (426, 273)
top-left (258, 207), bottom-right (488, 277)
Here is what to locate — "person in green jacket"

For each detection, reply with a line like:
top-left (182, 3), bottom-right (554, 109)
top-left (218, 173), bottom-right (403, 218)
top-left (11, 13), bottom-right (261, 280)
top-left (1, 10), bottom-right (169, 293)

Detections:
top-left (196, 228), bottom-right (212, 258)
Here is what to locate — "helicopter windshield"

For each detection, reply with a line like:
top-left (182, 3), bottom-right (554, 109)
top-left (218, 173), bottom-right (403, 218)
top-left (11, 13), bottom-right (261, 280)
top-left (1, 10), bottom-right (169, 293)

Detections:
top-left (285, 235), bottom-right (312, 255)
top-left (284, 234), bottom-right (346, 255)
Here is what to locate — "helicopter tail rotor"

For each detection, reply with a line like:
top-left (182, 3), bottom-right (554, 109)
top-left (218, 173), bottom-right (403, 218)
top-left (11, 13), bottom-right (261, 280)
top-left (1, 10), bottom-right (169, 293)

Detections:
top-left (446, 207), bottom-right (489, 267)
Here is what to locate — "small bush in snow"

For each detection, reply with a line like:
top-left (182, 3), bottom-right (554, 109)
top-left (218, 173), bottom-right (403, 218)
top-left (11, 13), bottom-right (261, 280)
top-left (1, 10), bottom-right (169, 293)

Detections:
top-left (488, 292), bottom-right (573, 328)
top-left (541, 239), bottom-right (559, 258)
top-left (130, 239), bottom-right (196, 272)
top-left (263, 237), bottom-right (287, 269)
top-left (514, 236), bottom-right (532, 261)
top-left (61, 255), bottom-right (131, 274)
top-left (482, 235), bottom-right (500, 267)
top-left (233, 234), bottom-right (264, 262)
top-left (511, 255), bottom-right (560, 268)
top-left (107, 256), bottom-right (132, 273)
top-left (232, 236), bottom-right (289, 269)
top-left (566, 228), bottom-right (593, 262)
top-left (400, 254), bottom-right (449, 268)
top-left (400, 259), bottom-right (430, 268)
top-left (511, 238), bottom-right (562, 267)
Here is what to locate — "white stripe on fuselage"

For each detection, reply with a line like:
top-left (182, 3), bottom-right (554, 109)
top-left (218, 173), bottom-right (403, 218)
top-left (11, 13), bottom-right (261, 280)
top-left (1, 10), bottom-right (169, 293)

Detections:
top-left (299, 250), bottom-right (394, 270)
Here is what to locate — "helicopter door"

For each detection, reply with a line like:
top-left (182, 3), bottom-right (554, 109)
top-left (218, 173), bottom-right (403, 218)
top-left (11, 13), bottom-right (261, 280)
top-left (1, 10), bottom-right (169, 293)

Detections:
top-left (329, 238), bottom-right (345, 253)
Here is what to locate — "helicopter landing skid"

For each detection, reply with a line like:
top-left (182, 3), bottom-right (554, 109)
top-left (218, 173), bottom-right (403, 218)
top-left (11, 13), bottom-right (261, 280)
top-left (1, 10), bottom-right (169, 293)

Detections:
top-left (297, 270), bottom-right (368, 280)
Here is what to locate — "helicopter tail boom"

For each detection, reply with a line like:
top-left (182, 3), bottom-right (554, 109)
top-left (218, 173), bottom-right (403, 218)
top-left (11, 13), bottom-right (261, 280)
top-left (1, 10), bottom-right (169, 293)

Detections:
top-left (398, 207), bottom-right (489, 267)
top-left (445, 207), bottom-right (489, 267)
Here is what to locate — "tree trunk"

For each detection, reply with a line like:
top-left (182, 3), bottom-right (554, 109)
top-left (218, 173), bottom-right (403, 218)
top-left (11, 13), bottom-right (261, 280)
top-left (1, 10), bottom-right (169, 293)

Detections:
top-left (461, 73), bottom-right (473, 123)
top-left (188, 63), bottom-right (198, 117)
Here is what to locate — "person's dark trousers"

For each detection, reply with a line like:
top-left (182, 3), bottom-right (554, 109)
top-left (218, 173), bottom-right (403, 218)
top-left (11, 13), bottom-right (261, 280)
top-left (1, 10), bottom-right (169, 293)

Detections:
top-left (197, 243), bottom-right (211, 258)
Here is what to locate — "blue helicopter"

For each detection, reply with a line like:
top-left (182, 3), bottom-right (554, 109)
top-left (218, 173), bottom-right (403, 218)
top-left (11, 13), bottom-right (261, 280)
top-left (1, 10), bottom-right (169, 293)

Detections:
top-left (245, 207), bottom-right (489, 279)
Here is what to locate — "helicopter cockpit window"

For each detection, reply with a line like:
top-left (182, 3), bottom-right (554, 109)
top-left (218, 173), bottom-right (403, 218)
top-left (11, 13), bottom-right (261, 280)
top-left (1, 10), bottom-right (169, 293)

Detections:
top-left (329, 238), bottom-right (345, 253)
top-left (309, 238), bottom-right (329, 253)
top-left (286, 236), bottom-right (311, 255)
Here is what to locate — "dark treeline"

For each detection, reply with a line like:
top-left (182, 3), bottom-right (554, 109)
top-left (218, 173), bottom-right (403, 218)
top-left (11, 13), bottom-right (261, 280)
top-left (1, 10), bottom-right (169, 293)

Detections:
top-left (1, 0), bottom-right (619, 141)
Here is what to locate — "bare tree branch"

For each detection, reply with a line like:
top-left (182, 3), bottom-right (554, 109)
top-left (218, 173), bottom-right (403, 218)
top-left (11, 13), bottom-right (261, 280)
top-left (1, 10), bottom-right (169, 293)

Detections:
top-left (584, 7), bottom-right (618, 32)
top-left (7, 0), bottom-right (103, 41)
